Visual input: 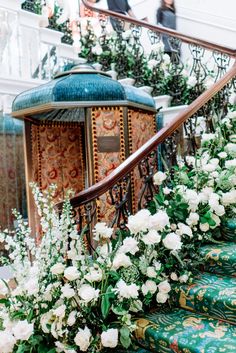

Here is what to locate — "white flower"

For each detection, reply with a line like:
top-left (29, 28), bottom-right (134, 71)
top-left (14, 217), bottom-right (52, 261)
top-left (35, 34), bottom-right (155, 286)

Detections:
top-left (61, 284), bottom-right (75, 299)
top-left (187, 75), bottom-right (197, 88)
top-left (225, 143), bottom-right (236, 158)
top-left (116, 279), bottom-right (139, 299)
top-left (54, 304), bottom-right (66, 318)
top-left (92, 44), bottom-right (102, 55)
top-left (64, 266), bottom-right (80, 281)
top-left (211, 214), bottom-right (221, 228)
top-left (201, 133), bottom-right (215, 144)
top-left (84, 268), bottom-right (103, 282)
top-left (147, 59), bottom-right (158, 69)
top-left (177, 223), bottom-right (193, 238)
top-left (78, 284), bottom-right (100, 303)
top-left (24, 277), bottom-right (39, 296)
top-left (146, 266), bottom-right (157, 278)
top-left (225, 159), bottom-right (236, 169)
top-left (214, 204), bottom-right (225, 217)
top-left (218, 151), bottom-right (227, 159)
top-left (74, 326), bottom-right (91, 352)
top-left (0, 331), bottom-right (16, 353)
top-left (163, 53), bottom-right (171, 65)
top-left (221, 190), bottom-right (236, 205)
top-left (186, 212), bottom-right (199, 226)
top-left (67, 311), bottom-right (77, 326)
top-left (127, 209), bottom-right (151, 235)
top-left (93, 223), bottom-right (113, 241)
top-left (149, 210), bottom-right (170, 231)
top-left (12, 320), bottom-right (34, 341)
top-left (199, 223), bottom-right (210, 232)
top-left (163, 187), bottom-right (171, 195)
top-left (119, 237), bottom-right (139, 255)
top-left (184, 189), bottom-right (200, 212)
top-left (153, 260), bottom-right (162, 271)
top-left (51, 263), bottom-right (65, 275)
top-left (156, 292), bottom-right (169, 303)
top-left (179, 274), bottom-right (189, 283)
top-left (142, 229), bottom-right (161, 245)
top-left (112, 253), bottom-right (132, 270)
top-left (153, 171), bottom-right (167, 186)
top-left (205, 77), bottom-right (215, 89)
top-left (0, 280), bottom-right (8, 296)
top-left (158, 280), bottom-right (171, 293)
top-left (101, 328), bottom-right (118, 348)
top-left (163, 233), bottom-right (182, 251)
top-left (170, 272), bottom-right (178, 281)
top-left (151, 42), bottom-right (164, 53)
top-left (141, 280), bottom-right (157, 295)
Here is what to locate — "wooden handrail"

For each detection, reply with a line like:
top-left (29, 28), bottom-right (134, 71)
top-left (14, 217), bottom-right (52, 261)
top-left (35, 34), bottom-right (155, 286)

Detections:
top-left (81, 0), bottom-right (236, 57)
top-left (55, 60), bottom-right (236, 210)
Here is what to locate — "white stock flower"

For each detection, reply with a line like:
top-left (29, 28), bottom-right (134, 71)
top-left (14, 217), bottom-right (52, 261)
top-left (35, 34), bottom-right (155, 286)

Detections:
top-left (119, 237), bottom-right (139, 255)
top-left (146, 266), bottom-right (157, 278)
top-left (156, 292), bottom-right (169, 303)
top-left (78, 284), bottom-right (100, 304)
top-left (158, 280), bottom-right (171, 293)
top-left (61, 284), bottom-right (75, 299)
top-left (51, 263), bottom-right (65, 275)
top-left (116, 279), bottom-right (139, 299)
top-left (149, 210), bottom-right (170, 231)
top-left (141, 280), bottom-right (157, 295)
top-left (142, 229), bottom-right (161, 245)
top-left (64, 266), bottom-right (80, 281)
top-left (74, 326), bottom-right (91, 352)
top-left (177, 223), bottom-right (193, 238)
top-left (153, 171), bottom-right (167, 186)
top-left (93, 223), bottom-right (113, 241)
top-left (0, 331), bottom-right (16, 353)
top-left (67, 311), bottom-right (77, 326)
top-left (187, 75), bottom-right (197, 88)
top-left (127, 209), bottom-right (151, 235)
top-left (12, 320), bottom-right (34, 341)
top-left (163, 233), bottom-right (182, 251)
top-left (101, 328), bottom-right (118, 348)
top-left (54, 304), bottom-right (66, 318)
top-left (112, 253), bottom-right (132, 270)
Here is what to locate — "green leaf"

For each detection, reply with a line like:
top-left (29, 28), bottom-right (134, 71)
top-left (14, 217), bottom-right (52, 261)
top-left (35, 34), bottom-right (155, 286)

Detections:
top-left (101, 285), bottom-right (115, 319)
top-left (112, 305), bottom-right (127, 316)
top-left (16, 344), bottom-right (26, 353)
top-left (120, 326), bottom-right (131, 349)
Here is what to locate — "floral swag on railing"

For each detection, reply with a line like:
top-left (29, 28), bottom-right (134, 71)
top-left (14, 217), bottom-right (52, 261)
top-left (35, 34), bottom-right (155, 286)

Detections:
top-left (0, 109), bottom-right (235, 352)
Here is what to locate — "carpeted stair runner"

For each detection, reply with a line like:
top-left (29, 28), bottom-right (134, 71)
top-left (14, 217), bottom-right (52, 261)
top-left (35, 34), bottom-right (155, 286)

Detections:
top-left (134, 229), bottom-right (236, 352)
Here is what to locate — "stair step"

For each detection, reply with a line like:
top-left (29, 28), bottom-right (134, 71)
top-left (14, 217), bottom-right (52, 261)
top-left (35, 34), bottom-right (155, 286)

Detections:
top-left (173, 272), bottom-right (236, 324)
top-left (200, 242), bottom-right (236, 276)
top-left (135, 308), bottom-right (236, 353)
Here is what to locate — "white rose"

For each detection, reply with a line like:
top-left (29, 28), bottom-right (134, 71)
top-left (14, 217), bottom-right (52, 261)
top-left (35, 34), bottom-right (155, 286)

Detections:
top-left (170, 272), bottom-right (178, 281)
top-left (74, 326), bottom-right (91, 352)
top-left (64, 266), bottom-right (80, 281)
top-left (214, 204), bottom-right (225, 217)
top-left (0, 331), bottom-right (16, 353)
top-left (225, 159), bottom-right (236, 169)
top-left (101, 328), bottom-right (118, 348)
top-left (112, 253), bottom-right (132, 270)
top-left (51, 263), bottom-right (65, 275)
top-left (163, 233), bottom-right (182, 251)
top-left (149, 210), bottom-right (170, 231)
top-left (179, 274), bottom-right (189, 283)
top-left (119, 237), bottom-right (139, 255)
top-left (153, 171), bottom-right (167, 186)
top-left (221, 190), bottom-right (236, 205)
top-left (61, 284), bottom-right (75, 299)
top-left (141, 280), bottom-right (157, 295)
top-left (67, 311), bottom-right (77, 326)
top-left (142, 229), bottom-right (161, 245)
top-left (146, 266), bottom-right (156, 278)
top-left (85, 268), bottom-right (103, 282)
top-left (199, 223), bottom-right (210, 232)
top-left (12, 320), bottom-right (34, 341)
top-left (177, 223), bottom-right (193, 238)
top-left (218, 151), bottom-right (227, 159)
top-left (127, 209), bottom-right (151, 235)
top-left (156, 292), bottom-right (169, 303)
top-left (54, 304), bottom-right (66, 318)
top-left (116, 279), bottom-right (139, 299)
top-left (78, 284), bottom-right (100, 303)
top-left (186, 212), bottom-right (199, 226)
top-left (158, 280), bottom-right (171, 293)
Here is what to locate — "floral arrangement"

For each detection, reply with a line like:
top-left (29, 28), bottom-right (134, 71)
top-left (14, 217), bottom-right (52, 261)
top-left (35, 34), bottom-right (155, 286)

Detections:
top-left (0, 109), bottom-right (235, 353)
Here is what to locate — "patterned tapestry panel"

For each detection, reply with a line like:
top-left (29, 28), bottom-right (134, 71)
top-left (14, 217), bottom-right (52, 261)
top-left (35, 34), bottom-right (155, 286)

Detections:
top-left (91, 108), bottom-right (125, 224)
top-left (128, 110), bottom-right (156, 212)
top-left (31, 122), bottom-right (85, 203)
top-left (0, 114), bottom-right (26, 230)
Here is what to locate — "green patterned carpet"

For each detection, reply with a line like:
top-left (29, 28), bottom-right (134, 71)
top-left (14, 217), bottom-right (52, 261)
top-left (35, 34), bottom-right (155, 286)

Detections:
top-left (134, 230), bottom-right (236, 352)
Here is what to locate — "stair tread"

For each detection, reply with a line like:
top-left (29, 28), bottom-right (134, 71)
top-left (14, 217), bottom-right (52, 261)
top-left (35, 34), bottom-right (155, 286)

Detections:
top-left (200, 242), bottom-right (236, 276)
top-left (173, 272), bottom-right (236, 324)
top-left (135, 308), bottom-right (236, 353)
